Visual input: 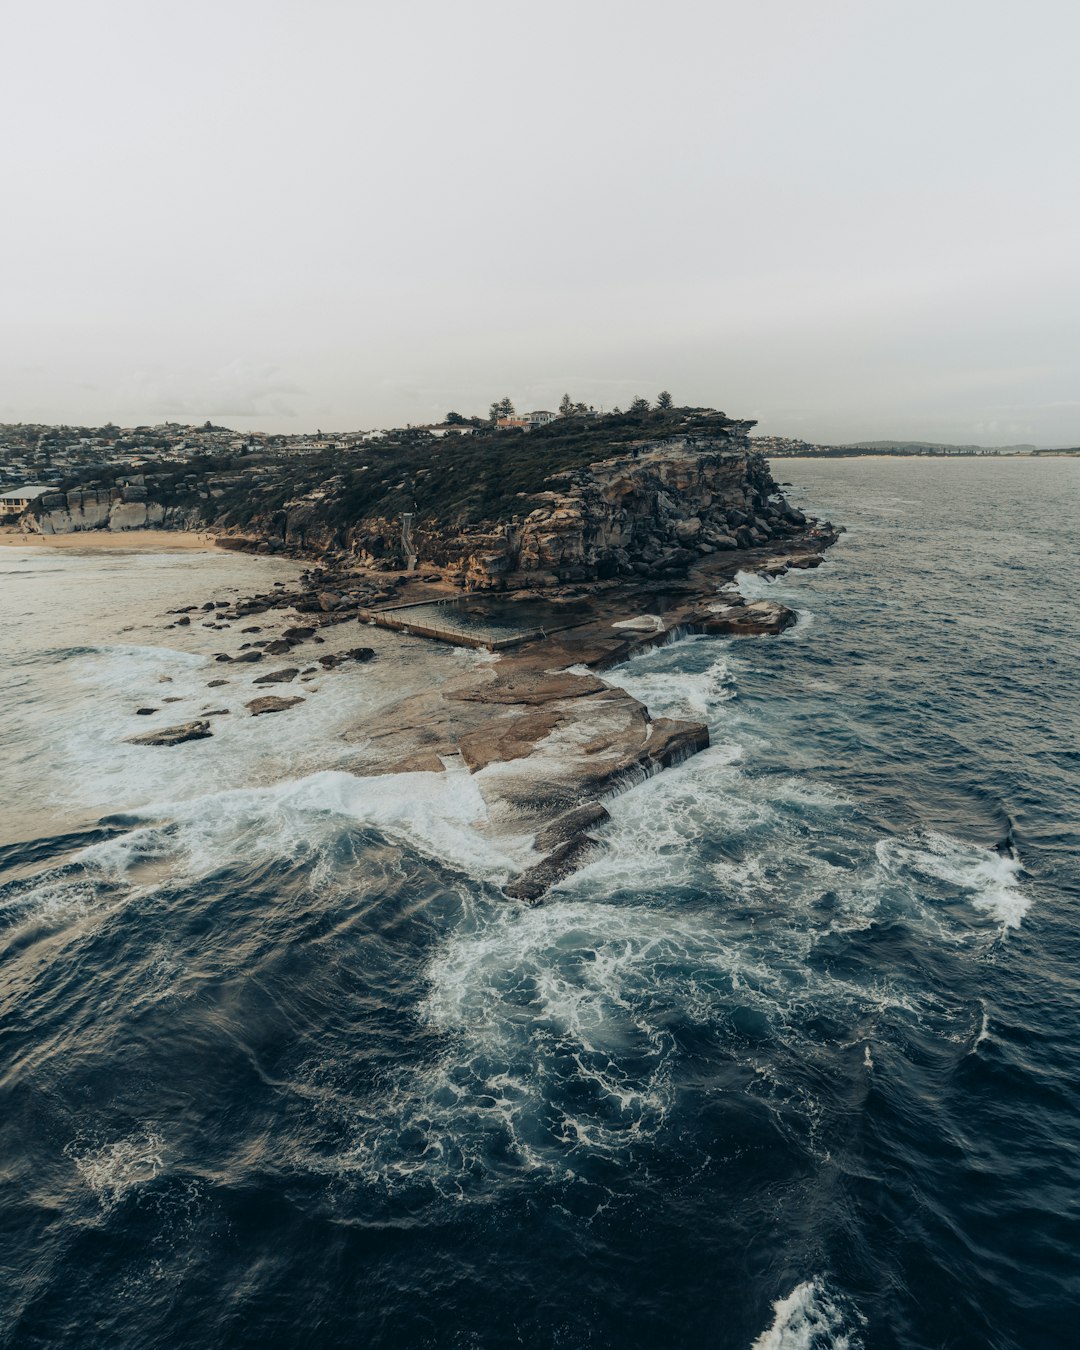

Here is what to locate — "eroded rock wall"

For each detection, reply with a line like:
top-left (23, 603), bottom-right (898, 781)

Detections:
top-left (24, 489), bottom-right (203, 534)
top-left (439, 438), bottom-right (807, 589)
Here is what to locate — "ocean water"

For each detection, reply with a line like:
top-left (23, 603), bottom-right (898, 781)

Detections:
top-left (1, 457), bottom-right (1078, 1349)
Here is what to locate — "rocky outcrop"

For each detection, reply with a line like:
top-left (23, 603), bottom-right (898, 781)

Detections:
top-left (246, 695), bottom-right (305, 715)
top-left (126, 720), bottom-right (213, 746)
top-left (429, 439), bottom-right (806, 589)
top-left (210, 431), bottom-right (814, 593)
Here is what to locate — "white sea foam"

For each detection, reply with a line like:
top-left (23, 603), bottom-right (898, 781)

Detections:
top-left (33, 632), bottom-right (467, 824)
top-left (82, 764), bottom-right (526, 887)
top-left (66, 1129), bottom-right (165, 1212)
top-left (750, 1278), bottom-right (862, 1350)
top-left (1, 763), bottom-right (531, 939)
top-left (611, 640), bottom-right (736, 720)
top-left (874, 832), bottom-right (1029, 930)
top-left (734, 569), bottom-right (817, 633)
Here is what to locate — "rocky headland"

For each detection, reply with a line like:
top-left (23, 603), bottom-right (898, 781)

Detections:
top-left (128, 424), bottom-right (839, 901)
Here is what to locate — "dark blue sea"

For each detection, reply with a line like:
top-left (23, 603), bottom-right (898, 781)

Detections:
top-left (1, 457), bottom-right (1078, 1349)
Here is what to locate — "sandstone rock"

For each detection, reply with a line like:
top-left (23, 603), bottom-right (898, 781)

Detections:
top-left (446, 671), bottom-right (606, 706)
top-left (458, 708), bottom-right (563, 772)
top-left (246, 695), bottom-right (305, 716)
top-left (674, 516), bottom-right (702, 543)
top-left (126, 720), bottom-right (212, 746)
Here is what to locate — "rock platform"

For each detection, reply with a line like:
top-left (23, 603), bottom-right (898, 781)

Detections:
top-left (337, 532), bottom-right (837, 900)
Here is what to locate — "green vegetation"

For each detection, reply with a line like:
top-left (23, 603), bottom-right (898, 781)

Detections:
top-left (319, 406), bottom-right (747, 530)
top-left (190, 405), bottom-right (747, 533)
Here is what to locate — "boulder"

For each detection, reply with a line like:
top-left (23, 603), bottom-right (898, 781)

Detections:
top-left (126, 720), bottom-right (212, 746)
top-left (252, 668), bottom-right (299, 685)
top-left (246, 695), bottom-right (305, 716)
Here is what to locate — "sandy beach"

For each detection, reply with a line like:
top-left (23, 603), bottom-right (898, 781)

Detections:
top-left (0, 528), bottom-right (218, 551)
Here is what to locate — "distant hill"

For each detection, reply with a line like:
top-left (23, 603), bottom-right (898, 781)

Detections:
top-left (834, 441), bottom-right (1038, 454)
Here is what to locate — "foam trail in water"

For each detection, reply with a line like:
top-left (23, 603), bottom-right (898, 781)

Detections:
top-left (874, 831), bottom-right (1029, 930)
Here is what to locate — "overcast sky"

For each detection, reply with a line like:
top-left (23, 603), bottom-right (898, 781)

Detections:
top-left (2, 0), bottom-right (1078, 443)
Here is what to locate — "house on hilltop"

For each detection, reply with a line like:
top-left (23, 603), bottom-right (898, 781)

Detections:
top-left (496, 410), bottom-right (556, 431)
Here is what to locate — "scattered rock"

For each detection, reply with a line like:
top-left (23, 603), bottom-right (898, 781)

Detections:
top-left (263, 639), bottom-right (292, 655)
top-left (135, 707), bottom-right (157, 716)
top-left (207, 679), bottom-right (229, 687)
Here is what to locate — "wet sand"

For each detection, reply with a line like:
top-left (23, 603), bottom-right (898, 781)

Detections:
top-left (0, 528), bottom-right (218, 551)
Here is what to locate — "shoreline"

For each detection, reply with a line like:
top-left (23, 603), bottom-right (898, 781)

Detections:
top-left (144, 525), bottom-right (839, 901)
top-left (0, 528), bottom-right (219, 552)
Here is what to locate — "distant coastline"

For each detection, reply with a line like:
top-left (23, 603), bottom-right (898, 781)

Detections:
top-left (768, 449), bottom-right (1080, 459)
top-left (756, 436), bottom-right (1079, 459)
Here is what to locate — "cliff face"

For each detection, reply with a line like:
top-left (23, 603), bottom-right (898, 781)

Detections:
top-left (24, 488), bottom-right (203, 534)
top-left (419, 439), bottom-right (806, 590)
